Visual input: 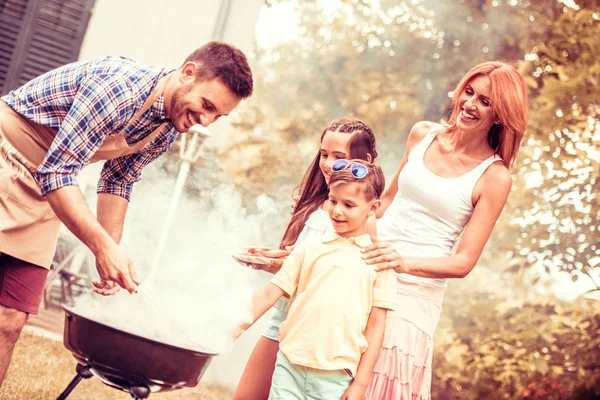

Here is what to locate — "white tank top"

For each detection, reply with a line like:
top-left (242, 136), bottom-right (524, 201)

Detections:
top-left (377, 129), bottom-right (502, 287)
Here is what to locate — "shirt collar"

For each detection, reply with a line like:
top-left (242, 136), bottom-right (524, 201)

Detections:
top-left (151, 95), bottom-right (168, 122)
top-left (149, 70), bottom-right (174, 122)
top-left (321, 232), bottom-right (372, 248)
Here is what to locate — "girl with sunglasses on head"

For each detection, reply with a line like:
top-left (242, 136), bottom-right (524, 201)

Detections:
top-left (237, 160), bottom-right (397, 400)
top-left (360, 61), bottom-right (529, 399)
top-left (233, 119), bottom-right (378, 400)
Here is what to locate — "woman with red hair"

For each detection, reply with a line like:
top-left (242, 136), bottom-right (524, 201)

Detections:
top-left (361, 61), bottom-right (529, 399)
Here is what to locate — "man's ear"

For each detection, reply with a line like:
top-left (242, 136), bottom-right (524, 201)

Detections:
top-left (179, 61), bottom-right (197, 84)
top-left (366, 153), bottom-right (373, 163)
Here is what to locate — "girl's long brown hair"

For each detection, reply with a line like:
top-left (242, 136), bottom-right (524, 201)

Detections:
top-left (279, 119), bottom-right (377, 248)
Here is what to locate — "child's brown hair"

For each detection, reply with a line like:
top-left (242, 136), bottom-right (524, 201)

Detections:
top-left (279, 120), bottom-right (377, 249)
top-left (328, 159), bottom-right (385, 201)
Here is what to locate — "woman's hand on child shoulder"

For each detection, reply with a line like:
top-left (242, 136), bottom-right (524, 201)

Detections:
top-left (361, 235), bottom-right (407, 273)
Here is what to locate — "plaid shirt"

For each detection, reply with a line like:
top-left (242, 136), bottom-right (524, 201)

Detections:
top-left (1, 56), bottom-right (178, 201)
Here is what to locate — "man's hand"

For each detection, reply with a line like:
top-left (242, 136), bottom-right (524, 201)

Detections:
top-left (92, 280), bottom-right (121, 296)
top-left (341, 381), bottom-right (367, 400)
top-left (93, 192), bottom-right (138, 295)
top-left (45, 187), bottom-right (139, 295)
top-left (92, 241), bottom-right (140, 295)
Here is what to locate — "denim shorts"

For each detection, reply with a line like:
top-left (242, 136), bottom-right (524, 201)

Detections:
top-left (268, 351), bottom-right (353, 400)
top-left (262, 296), bottom-right (291, 341)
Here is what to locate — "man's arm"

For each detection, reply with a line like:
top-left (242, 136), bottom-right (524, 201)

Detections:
top-left (342, 306), bottom-right (387, 400)
top-left (45, 186), bottom-right (139, 293)
top-left (97, 192), bottom-right (129, 243)
top-left (93, 192), bottom-right (135, 295)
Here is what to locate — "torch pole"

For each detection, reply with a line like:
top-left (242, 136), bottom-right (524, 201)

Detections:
top-left (145, 125), bottom-right (210, 284)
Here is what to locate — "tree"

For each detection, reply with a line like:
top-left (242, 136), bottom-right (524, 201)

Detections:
top-left (495, 3), bottom-right (600, 295)
top-left (220, 1), bottom-right (600, 395)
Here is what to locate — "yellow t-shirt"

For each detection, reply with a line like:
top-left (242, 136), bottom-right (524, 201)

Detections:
top-left (270, 233), bottom-right (397, 375)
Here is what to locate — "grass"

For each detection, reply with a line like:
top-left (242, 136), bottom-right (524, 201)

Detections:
top-left (0, 329), bottom-right (233, 400)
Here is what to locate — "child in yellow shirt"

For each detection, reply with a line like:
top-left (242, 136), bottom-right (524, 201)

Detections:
top-left (239, 159), bottom-right (397, 400)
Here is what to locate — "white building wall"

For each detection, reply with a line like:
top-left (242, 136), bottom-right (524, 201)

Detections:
top-left (79, 0), bottom-right (262, 66)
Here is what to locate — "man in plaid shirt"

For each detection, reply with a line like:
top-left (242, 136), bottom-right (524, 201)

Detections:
top-left (0, 41), bottom-right (253, 384)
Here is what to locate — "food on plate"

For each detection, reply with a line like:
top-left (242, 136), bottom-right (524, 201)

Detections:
top-left (246, 247), bottom-right (290, 259)
top-left (231, 246), bottom-right (291, 275)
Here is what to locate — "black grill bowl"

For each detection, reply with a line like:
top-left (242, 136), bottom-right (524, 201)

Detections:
top-left (62, 306), bottom-right (217, 393)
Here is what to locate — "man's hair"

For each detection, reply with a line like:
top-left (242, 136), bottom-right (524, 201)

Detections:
top-left (183, 41), bottom-right (253, 99)
top-left (328, 160), bottom-right (385, 201)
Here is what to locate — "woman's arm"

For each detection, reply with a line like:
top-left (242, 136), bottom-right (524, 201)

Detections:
top-left (341, 306), bottom-right (387, 400)
top-left (377, 121), bottom-right (435, 217)
top-left (364, 163), bottom-right (512, 279)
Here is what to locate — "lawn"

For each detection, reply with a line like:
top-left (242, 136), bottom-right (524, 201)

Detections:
top-left (0, 329), bottom-right (233, 400)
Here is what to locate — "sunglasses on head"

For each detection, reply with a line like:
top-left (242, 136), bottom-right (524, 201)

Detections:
top-left (331, 159), bottom-right (369, 179)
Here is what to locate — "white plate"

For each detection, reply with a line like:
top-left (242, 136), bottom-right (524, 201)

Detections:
top-left (231, 248), bottom-right (286, 274)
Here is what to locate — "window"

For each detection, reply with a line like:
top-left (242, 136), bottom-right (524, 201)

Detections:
top-left (0, 0), bottom-right (94, 95)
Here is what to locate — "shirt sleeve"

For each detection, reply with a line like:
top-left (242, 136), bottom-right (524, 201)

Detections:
top-left (34, 74), bottom-right (135, 196)
top-left (97, 124), bottom-right (176, 200)
top-left (372, 269), bottom-right (397, 311)
top-left (270, 244), bottom-right (306, 297)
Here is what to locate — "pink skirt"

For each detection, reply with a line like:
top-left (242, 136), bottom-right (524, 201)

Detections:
top-left (365, 276), bottom-right (446, 400)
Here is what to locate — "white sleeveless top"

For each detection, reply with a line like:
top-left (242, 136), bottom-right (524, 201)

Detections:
top-left (377, 129), bottom-right (502, 287)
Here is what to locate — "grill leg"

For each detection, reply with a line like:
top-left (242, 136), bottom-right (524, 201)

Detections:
top-left (130, 385), bottom-right (151, 399)
top-left (56, 364), bottom-right (93, 400)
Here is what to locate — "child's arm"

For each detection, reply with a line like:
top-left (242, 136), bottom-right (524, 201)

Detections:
top-left (236, 283), bottom-right (285, 336)
top-left (236, 243), bottom-right (305, 338)
top-left (342, 306), bottom-right (387, 400)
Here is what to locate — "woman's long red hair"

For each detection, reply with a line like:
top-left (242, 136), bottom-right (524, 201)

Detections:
top-left (446, 61), bottom-right (529, 166)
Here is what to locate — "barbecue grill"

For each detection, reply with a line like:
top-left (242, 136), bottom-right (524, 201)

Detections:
top-left (57, 306), bottom-right (217, 399)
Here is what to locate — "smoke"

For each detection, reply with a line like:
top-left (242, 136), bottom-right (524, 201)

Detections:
top-left (73, 159), bottom-right (284, 390)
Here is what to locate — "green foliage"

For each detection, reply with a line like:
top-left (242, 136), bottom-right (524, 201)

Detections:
top-left (494, 4), bottom-right (600, 293)
top-left (432, 257), bottom-right (600, 399)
